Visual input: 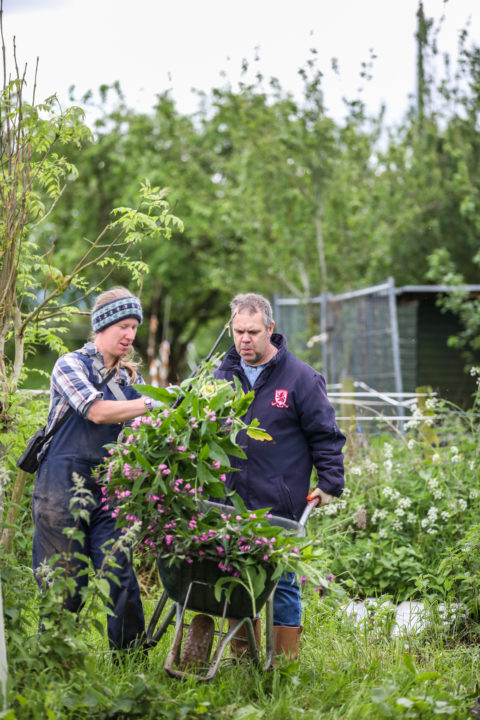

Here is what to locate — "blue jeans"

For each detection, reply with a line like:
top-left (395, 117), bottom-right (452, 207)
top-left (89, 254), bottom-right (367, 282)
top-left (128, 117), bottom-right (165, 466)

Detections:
top-left (273, 572), bottom-right (301, 626)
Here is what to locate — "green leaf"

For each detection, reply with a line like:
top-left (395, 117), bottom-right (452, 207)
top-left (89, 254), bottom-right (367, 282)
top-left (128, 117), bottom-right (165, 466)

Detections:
top-left (208, 440), bottom-right (230, 465)
top-left (246, 427), bottom-right (273, 442)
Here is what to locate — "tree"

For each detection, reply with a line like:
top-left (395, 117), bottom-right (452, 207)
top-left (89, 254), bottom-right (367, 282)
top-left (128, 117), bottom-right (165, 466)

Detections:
top-left (0, 14), bottom-right (182, 451)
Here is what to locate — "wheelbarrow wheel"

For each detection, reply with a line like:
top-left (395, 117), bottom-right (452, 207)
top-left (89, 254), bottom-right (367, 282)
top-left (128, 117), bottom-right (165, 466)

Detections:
top-left (179, 613), bottom-right (215, 670)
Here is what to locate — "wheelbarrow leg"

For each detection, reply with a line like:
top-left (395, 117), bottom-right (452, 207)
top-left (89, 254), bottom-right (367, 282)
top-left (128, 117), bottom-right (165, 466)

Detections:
top-left (264, 591), bottom-right (275, 671)
top-left (145, 590), bottom-right (176, 648)
top-left (202, 617), bottom-right (261, 681)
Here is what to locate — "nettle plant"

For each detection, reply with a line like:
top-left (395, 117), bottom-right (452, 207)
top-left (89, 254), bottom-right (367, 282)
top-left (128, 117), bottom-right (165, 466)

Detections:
top-left (97, 363), bottom-right (328, 602)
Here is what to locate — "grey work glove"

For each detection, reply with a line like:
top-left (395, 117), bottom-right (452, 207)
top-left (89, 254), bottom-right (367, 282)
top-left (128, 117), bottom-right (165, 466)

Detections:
top-left (143, 397), bottom-right (165, 412)
top-left (307, 487), bottom-right (334, 505)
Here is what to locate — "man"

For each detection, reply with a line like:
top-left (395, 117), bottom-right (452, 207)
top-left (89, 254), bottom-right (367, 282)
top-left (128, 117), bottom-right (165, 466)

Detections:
top-left (214, 292), bottom-right (345, 661)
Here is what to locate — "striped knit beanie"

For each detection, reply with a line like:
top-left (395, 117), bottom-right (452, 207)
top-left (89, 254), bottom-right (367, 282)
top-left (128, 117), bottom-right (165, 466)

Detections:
top-left (91, 296), bottom-right (143, 333)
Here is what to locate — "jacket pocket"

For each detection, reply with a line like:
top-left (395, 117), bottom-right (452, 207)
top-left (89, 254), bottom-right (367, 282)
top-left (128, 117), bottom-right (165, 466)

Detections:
top-left (249, 475), bottom-right (294, 518)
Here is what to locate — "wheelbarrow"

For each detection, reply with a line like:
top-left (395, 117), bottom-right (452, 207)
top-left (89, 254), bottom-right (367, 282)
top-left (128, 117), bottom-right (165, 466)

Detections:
top-left (145, 498), bottom-right (319, 681)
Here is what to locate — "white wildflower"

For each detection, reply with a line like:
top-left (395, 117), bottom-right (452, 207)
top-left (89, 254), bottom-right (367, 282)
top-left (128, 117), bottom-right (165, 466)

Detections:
top-left (395, 507), bottom-right (405, 517)
top-left (382, 486), bottom-right (394, 498)
top-left (427, 527), bottom-right (438, 535)
top-left (441, 511), bottom-right (450, 521)
top-left (398, 497), bottom-right (412, 509)
top-left (450, 446), bottom-right (459, 455)
top-left (458, 499), bottom-right (467, 511)
top-left (323, 503), bottom-right (338, 515)
top-left (469, 489), bottom-right (478, 500)
top-left (365, 459), bottom-right (377, 474)
top-left (384, 459), bottom-right (393, 473)
top-left (431, 453), bottom-right (441, 463)
top-left (427, 506), bottom-right (438, 522)
top-left (371, 509), bottom-right (388, 524)
top-left (406, 513), bottom-right (416, 524)
top-left (469, 366), bottom-right (480, 376)
top-left (451, 454), bottom-right (461, 464)
top-left (342, 487), bottom-right (352, 497)
top-left (378, 528), bottom-right (388, 539)
top-left (350, 466), bottom-right (362, 476)
top-left (384, 443), bottom-right (393, 459)
top-left (407, 439), bottom-right (416, 451)
top-left (392, 519), bottom-right (403, 531)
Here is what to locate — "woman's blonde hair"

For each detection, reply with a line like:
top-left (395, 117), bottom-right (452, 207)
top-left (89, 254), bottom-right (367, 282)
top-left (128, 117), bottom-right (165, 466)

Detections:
top-left (90, 286), bottom-right (142, 381)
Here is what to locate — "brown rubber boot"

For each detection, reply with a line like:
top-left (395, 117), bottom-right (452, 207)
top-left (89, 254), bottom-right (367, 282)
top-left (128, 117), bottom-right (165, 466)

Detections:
top-left (273, 625), bottom-right (302, 664)
top-left (229, 617), bottom-right (261, 659)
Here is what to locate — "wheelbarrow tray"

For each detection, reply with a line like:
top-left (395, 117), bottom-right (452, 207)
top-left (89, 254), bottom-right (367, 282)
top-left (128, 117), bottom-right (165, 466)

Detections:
top-left (156, 500), bottom-right (302, 619)
top-left (156, 555), bottom-right (276, 618)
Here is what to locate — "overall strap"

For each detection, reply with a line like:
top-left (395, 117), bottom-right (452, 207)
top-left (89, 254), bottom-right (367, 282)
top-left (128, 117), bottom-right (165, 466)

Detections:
top-left (91, 356), bottom-right (129, 402)
top-left (44, 365), bottom-right (117, 441)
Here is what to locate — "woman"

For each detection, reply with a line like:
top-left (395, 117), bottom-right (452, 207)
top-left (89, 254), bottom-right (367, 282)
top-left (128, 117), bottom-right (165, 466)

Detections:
top-left (32, 287), bottom-right (161, 651)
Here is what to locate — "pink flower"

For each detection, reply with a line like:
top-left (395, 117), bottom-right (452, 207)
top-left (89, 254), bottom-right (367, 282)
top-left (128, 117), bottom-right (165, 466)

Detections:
top-left (162, 468), bottom-right (171, 475)
top-left (216, 546), bottom-right (224, 555)
top-left (213, 461), bottom-right (221, 470)
top-left (300, 576), bottom-right (307, 584)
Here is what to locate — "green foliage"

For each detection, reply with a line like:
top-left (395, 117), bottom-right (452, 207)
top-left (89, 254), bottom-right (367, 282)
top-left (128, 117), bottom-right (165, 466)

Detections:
top-left (99, 362), bottom-right (330, 611)
top-left (415, 523), bottom-right (480, 638)
top-left (371, 652), bottom-right (464, 717)
top-left (427, 248), bottom-right (480, 368)
top-left (313, 387), bottom-right (480, 600)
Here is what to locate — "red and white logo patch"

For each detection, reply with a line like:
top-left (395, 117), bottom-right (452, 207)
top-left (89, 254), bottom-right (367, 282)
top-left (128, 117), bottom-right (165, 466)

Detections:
top-left (271, 389), bottom-right (289, 408)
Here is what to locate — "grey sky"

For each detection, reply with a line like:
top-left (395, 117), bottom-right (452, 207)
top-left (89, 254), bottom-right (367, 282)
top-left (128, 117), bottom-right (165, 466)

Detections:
top-left (3, 0), bottom-right (479, 128)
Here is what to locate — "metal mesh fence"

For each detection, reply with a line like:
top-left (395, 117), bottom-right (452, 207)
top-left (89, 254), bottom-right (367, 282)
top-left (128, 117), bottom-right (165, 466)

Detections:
top-left (326, 282), bottom-right (398, 389)
top-left (273, 279), bottom-right (401, 393)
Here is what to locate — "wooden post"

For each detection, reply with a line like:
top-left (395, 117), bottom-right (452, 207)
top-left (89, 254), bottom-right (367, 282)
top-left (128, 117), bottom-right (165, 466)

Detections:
top-left (340, 378), bottom-right (357, 458)
top-left (415, 385), bottom-right (438, 448)
top-left (0, 468), bottom-right (28, 552)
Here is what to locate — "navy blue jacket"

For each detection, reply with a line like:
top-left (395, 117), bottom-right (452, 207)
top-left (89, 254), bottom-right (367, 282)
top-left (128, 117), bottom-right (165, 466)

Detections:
top-left (214, 333), bottom-right (346, 520)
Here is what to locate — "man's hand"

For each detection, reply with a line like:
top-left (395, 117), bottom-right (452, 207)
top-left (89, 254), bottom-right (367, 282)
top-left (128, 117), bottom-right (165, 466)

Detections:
top-left (307, 487), bottom-right (334, 505)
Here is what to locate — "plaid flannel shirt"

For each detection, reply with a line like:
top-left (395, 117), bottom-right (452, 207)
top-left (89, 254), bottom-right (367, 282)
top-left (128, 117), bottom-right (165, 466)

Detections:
top-left (45, 342), bottom-right (144, 433)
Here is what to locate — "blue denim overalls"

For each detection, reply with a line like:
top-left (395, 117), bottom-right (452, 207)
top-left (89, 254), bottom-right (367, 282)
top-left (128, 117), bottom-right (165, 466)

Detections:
top-left (32, 351), bottom-right (145, 650)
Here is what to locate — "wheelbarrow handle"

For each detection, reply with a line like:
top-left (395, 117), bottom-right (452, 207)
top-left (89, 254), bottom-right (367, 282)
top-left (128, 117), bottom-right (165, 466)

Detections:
top-left (297, 497), bottom-right (320, 530)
